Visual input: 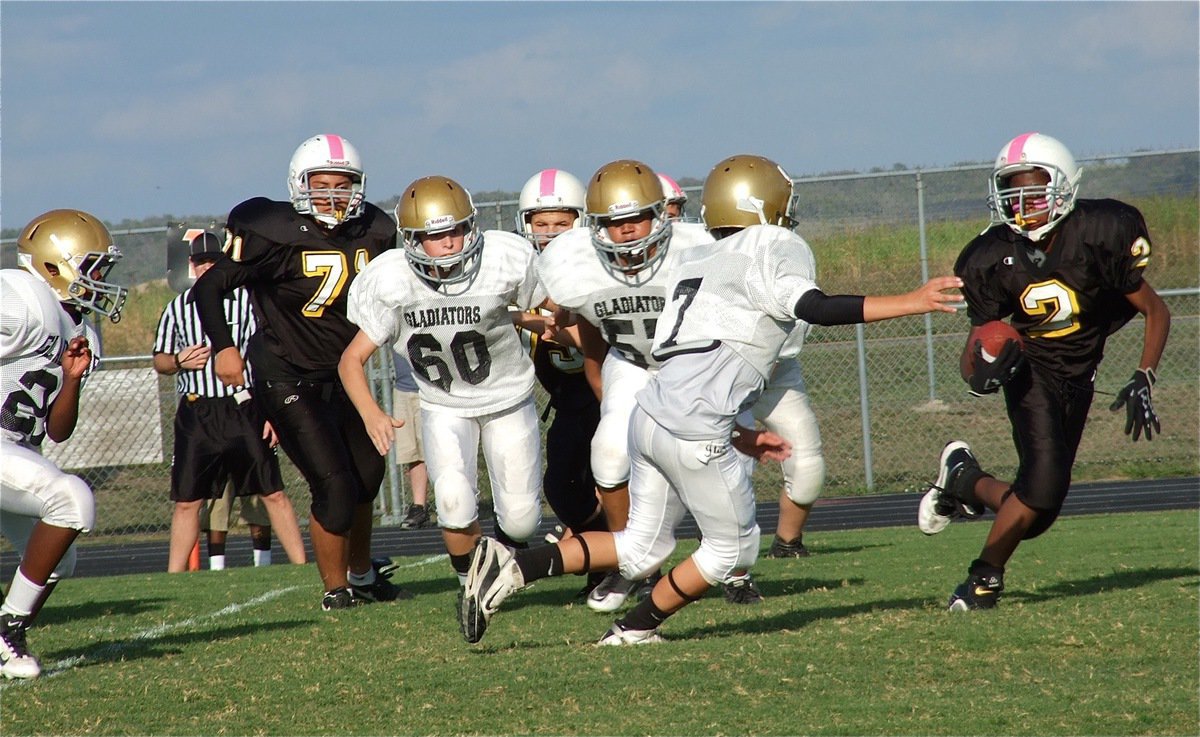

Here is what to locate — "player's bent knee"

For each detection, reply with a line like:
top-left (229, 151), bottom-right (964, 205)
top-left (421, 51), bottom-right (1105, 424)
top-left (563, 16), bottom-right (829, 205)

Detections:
top-left (692, 530), bottom-right (761, 586)
top-left (784, 453), bottom-right (825, 506)
top-left (43, 474), bottom-right (95, 531)
top-left (432, 473), bottom-right (478, 530)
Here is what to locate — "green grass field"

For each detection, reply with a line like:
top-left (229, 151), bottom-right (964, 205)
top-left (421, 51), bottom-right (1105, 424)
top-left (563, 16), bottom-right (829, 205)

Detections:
top-left (4, 509), bottom-right (1196, 736)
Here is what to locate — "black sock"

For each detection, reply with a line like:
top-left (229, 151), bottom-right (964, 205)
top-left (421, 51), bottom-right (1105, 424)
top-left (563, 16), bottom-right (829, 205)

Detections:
top-left (515, 544), bottom-right (564, 584)
top-left (618, 596), bottom-right (672, 632)
top-left (449, 552), bottom-right (473, 578)
top-left (208, 541), bottom-right (226, 557)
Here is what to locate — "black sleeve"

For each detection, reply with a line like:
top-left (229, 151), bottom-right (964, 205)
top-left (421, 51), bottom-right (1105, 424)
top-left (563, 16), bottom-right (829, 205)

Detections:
top-left (190, 258), bottom-right (248, 354)
top-left (793, 289), bottom-right (866, 326)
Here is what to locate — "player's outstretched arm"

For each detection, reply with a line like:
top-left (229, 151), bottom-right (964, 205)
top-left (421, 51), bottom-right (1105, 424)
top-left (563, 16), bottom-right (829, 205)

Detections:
top-left (862, 276), bottom-right (963, 322)
top-left (338, 330), bottom-right (402, 456)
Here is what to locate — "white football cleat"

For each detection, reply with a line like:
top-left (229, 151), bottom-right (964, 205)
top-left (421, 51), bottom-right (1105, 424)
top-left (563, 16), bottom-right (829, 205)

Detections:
top-left (918, 440), bottom-right (980, 535)
top-left (459, 537), bottom-right (524, 643)
top-left (586, 571), bottom-right (638, 613)
top-left (0, 614), bottom-right (41, 680)
top-left (597, 622), bottom-right (664, 646)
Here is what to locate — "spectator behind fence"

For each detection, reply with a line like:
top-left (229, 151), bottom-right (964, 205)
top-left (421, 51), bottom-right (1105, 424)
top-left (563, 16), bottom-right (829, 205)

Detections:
top-left (153, 232), bottom-right (305, 573)
top-left (391, 352), bottom-right (432, 530)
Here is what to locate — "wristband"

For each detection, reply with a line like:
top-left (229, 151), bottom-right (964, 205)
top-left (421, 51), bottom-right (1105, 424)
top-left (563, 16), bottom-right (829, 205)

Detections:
top-left (173, 352), bottom-right (183, 371)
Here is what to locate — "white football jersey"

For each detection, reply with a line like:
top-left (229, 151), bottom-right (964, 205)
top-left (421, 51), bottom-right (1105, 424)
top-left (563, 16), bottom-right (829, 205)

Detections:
top-left (537, 222), bottom-right (714, 369)
top-left (348, 230), bottom-right (545, 417)
top-left (651, 224), bottom-right (818, 380)
top-left (1, 270), bottom-right (79, 447)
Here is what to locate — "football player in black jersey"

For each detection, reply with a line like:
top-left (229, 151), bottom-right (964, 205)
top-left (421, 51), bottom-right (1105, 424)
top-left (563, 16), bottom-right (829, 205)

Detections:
top-left (918, 133), bottom-right (1171, 611)
top-left (193, 134), bottom-right (409, 610)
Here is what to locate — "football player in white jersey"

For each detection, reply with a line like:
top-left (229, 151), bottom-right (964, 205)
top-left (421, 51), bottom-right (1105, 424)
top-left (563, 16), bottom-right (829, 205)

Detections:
top-left (1, 209), bottom-right (127, 679)
top-left (698, 156), bottom-right (828, 605)
top-left (458, 155), bottom-right (962, 645)
top-left (535, 159), bottom-right (714, 612)
top-left (339, 176), bottom-right (547, 594)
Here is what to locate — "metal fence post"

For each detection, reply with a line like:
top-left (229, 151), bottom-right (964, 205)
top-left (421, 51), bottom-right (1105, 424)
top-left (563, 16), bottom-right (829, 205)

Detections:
top-left (916, 170), bottom-right (938, 403)
top-left (855, 323), bottom-right (875, 491)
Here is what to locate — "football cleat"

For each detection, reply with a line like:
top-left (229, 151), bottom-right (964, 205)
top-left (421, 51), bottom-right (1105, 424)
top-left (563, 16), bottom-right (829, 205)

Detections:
top-left (460, 536), bottom-right (525, 643)
top-left (351, 575), bottom-right (413, 603)
top-left (371, 556), bottom-right (400, 580)
top-left (321, 587), bottom-right (364, 611)
top-left (633, 570), bottom-right (663, 602)
top-left (0, 614), bottom-right (40, 679)
top-left (722, 574), bottom-right (764, 605)
top-left (586, 571), bottom-right (639, 613)
top-left (544, 524), bottom-right (566, 545)
top-left (597, 621), bottom-right (664, 646)
top-left (766, 535), bottom-right (810, 558)
top-left (948, 571), bottom-right (1004, 611)
top-left (918, 441), bottom-right (986, 535)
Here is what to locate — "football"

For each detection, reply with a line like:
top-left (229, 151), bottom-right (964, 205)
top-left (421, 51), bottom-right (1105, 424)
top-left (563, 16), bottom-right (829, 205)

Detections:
top-left (975, 320), bottom-right (1023, 363)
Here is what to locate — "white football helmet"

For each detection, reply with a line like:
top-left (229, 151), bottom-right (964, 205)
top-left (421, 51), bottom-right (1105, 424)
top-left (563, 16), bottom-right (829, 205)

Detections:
top-left (986, 132), bottom-right (1081, 243)
top-left (658, 173), bottom-right (688, 220)
top-left (17, 209), bottom-right (128, 322)
top-left (515, 169), bottom-right (585, 249)
top-left (700, 154), bottom-right (797, 233)
top-left (287, 134), bottom-right (366, 227)
top-left (395, 176), bottom-right (482, 291)
top-left (586, 160), bottom-right (671, 283)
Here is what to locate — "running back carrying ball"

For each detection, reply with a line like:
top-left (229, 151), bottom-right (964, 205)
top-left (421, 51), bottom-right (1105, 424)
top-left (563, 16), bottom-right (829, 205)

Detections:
top-left (962, 320), bottom-right (1025, 396)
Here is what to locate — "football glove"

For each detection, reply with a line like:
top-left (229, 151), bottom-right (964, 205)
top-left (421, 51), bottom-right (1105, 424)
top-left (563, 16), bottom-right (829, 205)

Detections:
top-left (1109, 368), bottom-right (1160, 442)
top-left (968, 340), bottom-right (1025, 397)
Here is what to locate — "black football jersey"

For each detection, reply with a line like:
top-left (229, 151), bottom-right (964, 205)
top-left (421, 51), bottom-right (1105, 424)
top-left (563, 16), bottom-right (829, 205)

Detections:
top-left (193, 197), bottom-right (396, 381)
top-left (955, 199), bottom-right (1150, 381)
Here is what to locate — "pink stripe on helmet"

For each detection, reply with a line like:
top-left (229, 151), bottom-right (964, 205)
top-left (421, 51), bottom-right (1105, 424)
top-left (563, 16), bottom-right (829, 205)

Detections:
top-left (539, 169), bottom-right (559, 198)
top-left (325, 134), bottom-right (346, 161)
top-left (1005, 132), bottom-right (1037, 165)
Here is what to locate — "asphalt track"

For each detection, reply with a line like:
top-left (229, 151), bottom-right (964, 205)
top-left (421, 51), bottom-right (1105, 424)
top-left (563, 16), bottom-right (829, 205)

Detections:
top-left (4, 476), bottom-right (1195, 579)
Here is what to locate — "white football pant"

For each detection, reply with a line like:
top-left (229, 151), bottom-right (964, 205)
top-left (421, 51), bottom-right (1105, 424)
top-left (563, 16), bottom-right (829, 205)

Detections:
top-left (1, 441), bottom-right (94, 578)
top-left (614, 406), bottom-right (761, 586)
top-left (751, 358), bottom-right (825, 506)
top-left (590, 350), bottom-right (653, 489)
top-left (421, 398), bottom-right (542, 541)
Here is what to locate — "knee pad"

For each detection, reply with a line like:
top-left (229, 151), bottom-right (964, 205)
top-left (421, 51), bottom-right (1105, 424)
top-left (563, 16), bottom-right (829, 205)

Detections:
top-left (43, 474), bottom-right (95, 532)
top-left (590, 429), bottom-right (631, 489)
top-left (783, 452), bottom-right (825, 506)
top-left (690, 527), bottom-right (762, 586)
top-left (432, 471), bottom-right (478, 530)
top-left (493, 500), bottom-right (541, 543)
top-left (309, 471), bottom-right (359, 534)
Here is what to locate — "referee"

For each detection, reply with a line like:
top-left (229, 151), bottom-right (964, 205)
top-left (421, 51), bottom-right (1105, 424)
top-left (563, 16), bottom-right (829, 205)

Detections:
top-left (153, 232), bottom-right (306, 572)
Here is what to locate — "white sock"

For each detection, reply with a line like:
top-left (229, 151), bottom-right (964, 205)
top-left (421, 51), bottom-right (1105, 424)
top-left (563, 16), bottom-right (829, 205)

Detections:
top-left (2, 570), bottom-right (44, 617)
top-left (209, 555), bottom-right (226, 571)
top-left (347, 568), bottom-right (377, 587)
top-left (253, 549), bottom-right (271, 567)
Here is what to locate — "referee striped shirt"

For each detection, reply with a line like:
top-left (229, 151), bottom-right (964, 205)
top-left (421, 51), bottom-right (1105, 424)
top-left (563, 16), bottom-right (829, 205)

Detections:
top-left (153, 287), bottom-right (256, 398)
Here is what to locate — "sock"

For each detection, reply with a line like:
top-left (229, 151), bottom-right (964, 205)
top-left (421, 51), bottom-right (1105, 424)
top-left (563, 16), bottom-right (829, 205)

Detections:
top-left (253, 549), bottom-right (271, 567)
top-left (208, 541), bottom-right (226, 558)
top-left (617, 596), bottom-right (672, 632)
top-left (514, 544), bottom-right (564, 584)
top-left (348, 568), bottom-right (377, 587)
top-left (209, 555), bottom-right (226, 571)
top-left (2, 570), bottom-right (44, 617)
top-left (449, 552), bottom-right (473, 579)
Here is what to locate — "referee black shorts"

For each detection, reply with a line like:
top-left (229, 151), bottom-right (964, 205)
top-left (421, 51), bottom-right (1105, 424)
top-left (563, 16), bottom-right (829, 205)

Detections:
top-left (170, 394), bottom-right (283, 503)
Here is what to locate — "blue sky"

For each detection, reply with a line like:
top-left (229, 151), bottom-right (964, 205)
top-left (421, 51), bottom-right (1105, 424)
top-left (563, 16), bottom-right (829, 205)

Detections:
top-left (2, 1), bottom-right (1197, 229)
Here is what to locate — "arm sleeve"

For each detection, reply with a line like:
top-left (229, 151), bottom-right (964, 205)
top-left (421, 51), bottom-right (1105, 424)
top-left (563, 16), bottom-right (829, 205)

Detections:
top-left (793, 290), bottom-right (866, 326)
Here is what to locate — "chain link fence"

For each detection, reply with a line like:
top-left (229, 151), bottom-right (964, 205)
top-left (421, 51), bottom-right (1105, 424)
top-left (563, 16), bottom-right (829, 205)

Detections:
top-left (12, 150), bottom-right (1198, 540)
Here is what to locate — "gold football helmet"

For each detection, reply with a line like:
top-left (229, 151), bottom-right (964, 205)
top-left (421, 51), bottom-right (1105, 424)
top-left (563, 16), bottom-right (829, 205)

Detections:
top-left (585, 159), bottom-right (671, 282)
top-left (395, 176), bottom-right (482, 290)
top-left (17, 209), bottom-right (128, 322)
top-left (700, 155), bottom-right (797, 232)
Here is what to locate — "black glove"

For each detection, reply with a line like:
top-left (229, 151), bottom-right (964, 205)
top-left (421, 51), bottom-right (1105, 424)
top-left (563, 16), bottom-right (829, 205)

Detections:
top-left (1109, 368), bottom-right (1160, 441)
top-left (968, 340), bottom-right (1025, 397)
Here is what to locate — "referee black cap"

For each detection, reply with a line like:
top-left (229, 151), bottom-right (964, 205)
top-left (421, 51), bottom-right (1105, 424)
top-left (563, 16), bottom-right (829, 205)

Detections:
top-left (189, 232), bottom-right (223, 261)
